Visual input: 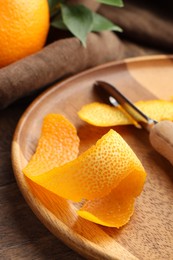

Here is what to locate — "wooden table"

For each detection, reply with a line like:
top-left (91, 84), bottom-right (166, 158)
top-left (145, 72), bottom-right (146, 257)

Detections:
top-left (0, 42), bottom-right (168, 259)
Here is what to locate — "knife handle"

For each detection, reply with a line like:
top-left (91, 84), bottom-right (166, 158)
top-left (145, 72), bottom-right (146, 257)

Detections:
top-left (149, 120), bottom-right (173, 165)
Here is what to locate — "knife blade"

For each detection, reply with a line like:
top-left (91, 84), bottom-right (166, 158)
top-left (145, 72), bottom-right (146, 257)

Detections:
top-left (94, 80), bottom-right (173, 166)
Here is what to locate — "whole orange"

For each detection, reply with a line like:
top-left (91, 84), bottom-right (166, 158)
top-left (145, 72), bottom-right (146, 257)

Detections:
top-left (0, 0), bottom-right (50, 68)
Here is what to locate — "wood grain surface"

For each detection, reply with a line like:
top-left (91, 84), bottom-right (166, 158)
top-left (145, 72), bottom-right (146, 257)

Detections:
top-left (0, 41), bottom-right (161, 260)
top-left (11, 55), bottom-right (173, 259)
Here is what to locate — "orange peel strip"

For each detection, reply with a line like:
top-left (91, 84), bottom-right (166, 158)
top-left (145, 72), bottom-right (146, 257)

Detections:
top-left (78, 162), bottom-right (146, 227)
top-left (23, 114), bottom-right (80, 221)
top-left (23, 113), bottom-right (80, 177)
top-left (78, 102), bottom-right (133, 126)
top-left (78, 189), bottom-right (135, 228)
top-left (78, 100), bottom-right (173, 127)
top-left (24, 129), bottom-right (146, 203)
top-left (136, 100), bottom-right (173, 122)
top-left (24, 113), bottom-right (146, 228)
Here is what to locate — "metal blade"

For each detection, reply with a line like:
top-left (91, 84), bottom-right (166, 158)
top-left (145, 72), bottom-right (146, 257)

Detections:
top-left (94, 80), bottom-right (157, 130)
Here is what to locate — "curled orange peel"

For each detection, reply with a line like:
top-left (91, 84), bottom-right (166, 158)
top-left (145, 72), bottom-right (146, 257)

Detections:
top-left (78, 189), bottom-right (135, 228)
top-left (23, 113), bottom-right (80, 177)
top-left (78, 100), bottom-right (173, 127)
top-left (23, 114), bottom-right (146, 228)
top-left (78, 163), bottom-right (146, 228)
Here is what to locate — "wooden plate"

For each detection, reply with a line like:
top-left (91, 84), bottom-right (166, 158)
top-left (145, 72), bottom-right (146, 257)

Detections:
top-left (12, 55), bottom-right (173, 260)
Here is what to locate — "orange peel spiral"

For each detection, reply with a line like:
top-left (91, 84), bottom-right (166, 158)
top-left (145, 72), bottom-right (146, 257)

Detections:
top-left (23, 113), bottom-right (146, 227)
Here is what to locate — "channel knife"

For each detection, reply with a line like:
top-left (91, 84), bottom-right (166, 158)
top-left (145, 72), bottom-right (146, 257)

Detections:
top-left (94, 80), bottom-right (173, 166)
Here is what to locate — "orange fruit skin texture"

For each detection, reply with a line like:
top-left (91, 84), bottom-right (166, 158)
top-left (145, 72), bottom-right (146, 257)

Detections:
top-left (23, 114), bottom-right (80, 225)
top-left (78, 100), bottom-right (173, 127)
top-left (0, 0), bottom-right (50, 68)
top-left (24, 114), bottom-right (146, 228)
top-left (25, 129), bottom-right (146, 202)
top-left (23, 114), bottom-right (80, 177)
top-left (78, 187), bottom-right (135, 227)
top-left (78, 161), bottom-right (146, 227)
top-left (78, 102), bottom-right (133, 126)
top-left (136, 100), bottom-right (173, 121)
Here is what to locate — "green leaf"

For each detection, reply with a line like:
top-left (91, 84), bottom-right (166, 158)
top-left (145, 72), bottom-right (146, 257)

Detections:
top-left (61, 4), bottom-right (93, 46)
top-left (96, 0), bottom-right (124, 7)
top-left (91, 12), bottom-right (122, 32)
top-left (51, 14), bottom-right (67, 30)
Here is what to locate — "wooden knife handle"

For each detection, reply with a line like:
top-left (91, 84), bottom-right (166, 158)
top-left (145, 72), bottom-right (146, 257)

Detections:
top-left (149, 120), bottom-right (173, 165)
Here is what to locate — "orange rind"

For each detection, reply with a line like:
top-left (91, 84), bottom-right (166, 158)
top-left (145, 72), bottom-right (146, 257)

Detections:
top-left (25, 129), bottom-right (146, 202)
top-left (136, 100), bottom-right (173, 121)
top-left (78, 102), bottom-right (133, 126)
top-left (78, 189), bottom-right (135, 228)
top-left (23, 113), bottom-right (146, 228)
top-left (23, 114), bottom-right (80, 224)
top-left (23, 114), bottom-right (80, 177)
top-left (78, 162), bottom-right (146, 227)
top-left (78, 100), bottom-right (173, 127)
